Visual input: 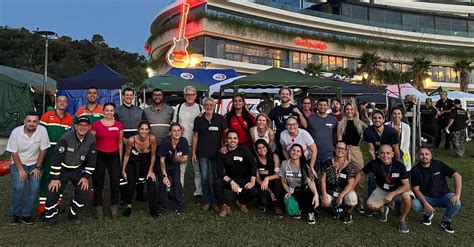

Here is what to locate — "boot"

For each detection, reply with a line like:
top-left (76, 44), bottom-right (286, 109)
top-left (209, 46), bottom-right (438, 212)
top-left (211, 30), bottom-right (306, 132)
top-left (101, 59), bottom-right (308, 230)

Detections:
top-left (95, 206), bottom-right (103, 219)
top-left (111, 205), bottom-right (118, 219)
top-left (218, 204), bottom-right (231, 217)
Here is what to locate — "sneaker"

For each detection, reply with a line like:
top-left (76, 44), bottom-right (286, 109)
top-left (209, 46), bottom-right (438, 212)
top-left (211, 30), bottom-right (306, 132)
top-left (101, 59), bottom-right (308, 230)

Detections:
top-left (357, 204), bottom-right (366, 214)
top-left (379, 205), bottom-right (389, 222)
top-left (123, 207), bottom-right (132, 217)
top-left (218, 204), bottom-right (231, 217)
top-left (441, 221), bottom-right (454, 234)
top-left (21, 216), bottom-right (35, 225)
top-left (274, 207), bottom-right (283, 218)
top-left (293, 211), bottom-right (302, 220)
top-left (201, 203), bottom-right (211, 211)
top-left (422, 213), bottom-right (434, 226)
top-left (175, 209), bottom-right (184, 215)
top-left (366, 210), bottom-right (375, 217)
top-left (194, 195), bottom-right (202, 205)
top-left (235, 200), bottom-right (249, 213)
top-left (307, 212), bottom-right (316, 225)
top-left (9, 215), bottom-right (20, 226)
top-left (399, 221), bottom-right (409, 233)
top-left (343, 213), bottom-right (353, 224)
top-left (258, 206), bottom-right (267, 213)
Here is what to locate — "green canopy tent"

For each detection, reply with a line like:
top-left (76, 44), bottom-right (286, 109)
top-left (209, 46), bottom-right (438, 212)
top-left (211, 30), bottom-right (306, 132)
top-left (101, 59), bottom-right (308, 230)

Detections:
top-left (0, 73), bottom-right (35, 137)
top-left (220, 67), bottom-right (342, 98)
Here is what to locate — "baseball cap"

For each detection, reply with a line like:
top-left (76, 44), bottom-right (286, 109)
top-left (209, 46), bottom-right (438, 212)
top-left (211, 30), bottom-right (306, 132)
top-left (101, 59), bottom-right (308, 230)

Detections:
top-left (372, 109), bottom-right (385, 119)
top-left (76, 116), bottom-right (91, 125)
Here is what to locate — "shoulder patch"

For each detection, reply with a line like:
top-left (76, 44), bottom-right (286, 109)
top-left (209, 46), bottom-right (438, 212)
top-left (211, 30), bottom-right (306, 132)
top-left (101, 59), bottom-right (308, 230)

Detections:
top-left (58, 146), bottom-right (65, 153)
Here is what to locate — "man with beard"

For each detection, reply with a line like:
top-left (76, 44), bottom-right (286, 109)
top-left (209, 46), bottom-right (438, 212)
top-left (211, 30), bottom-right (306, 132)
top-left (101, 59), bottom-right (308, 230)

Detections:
top-left (363, 110), bottom-right (400, 161)
top-left (7, 112), bottom-right (50, 225)
top-left (75, 87), bottom-right (104, 124)
top-left (330, 98), bottom-right (343, 121)
top-left (411, 147), bottom-right (462, 233)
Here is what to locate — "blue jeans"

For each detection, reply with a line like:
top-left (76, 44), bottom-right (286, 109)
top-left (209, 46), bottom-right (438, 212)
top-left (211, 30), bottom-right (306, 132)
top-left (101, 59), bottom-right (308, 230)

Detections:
top-left (11, 164), bottom-right (41, 217)
top-left (412, 192), bottom-right (461, 222)
top-left (199, 158), bottom-right (218, 205)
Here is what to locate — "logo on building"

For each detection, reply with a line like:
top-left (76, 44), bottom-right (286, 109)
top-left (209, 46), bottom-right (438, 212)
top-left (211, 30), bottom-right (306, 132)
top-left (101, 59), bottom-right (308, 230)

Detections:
top-left (180, 73), bottom-right (194, 80)
top-left (294, 37), bottom-right (328, 51)
top-left (213, 73), bottom-right (227, 81)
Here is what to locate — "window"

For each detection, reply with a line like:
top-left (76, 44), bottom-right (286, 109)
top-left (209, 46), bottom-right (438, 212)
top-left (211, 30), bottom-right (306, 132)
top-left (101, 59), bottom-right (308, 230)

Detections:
top-left (293, 52), bottom-right (301, 69)
top-left (402, 13), bottom-right (434, 31)
top-left (342, 4), bottom-right (368, 20)
top-left (369, 9), bottom-right (401, 26)
top-left (321, 55), bottom-right (329, 70)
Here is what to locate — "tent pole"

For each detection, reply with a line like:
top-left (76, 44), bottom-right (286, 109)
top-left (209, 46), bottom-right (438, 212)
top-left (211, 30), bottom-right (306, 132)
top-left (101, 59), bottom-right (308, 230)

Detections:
top-left (143, 89), bottom-right (146, 108)
top-left (119, 89), bottom-right (122, 105)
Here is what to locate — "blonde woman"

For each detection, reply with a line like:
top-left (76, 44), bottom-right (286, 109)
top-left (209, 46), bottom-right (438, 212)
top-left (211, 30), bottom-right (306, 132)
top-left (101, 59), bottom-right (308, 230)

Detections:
top-left (250, 113), bottom-right (276, 153)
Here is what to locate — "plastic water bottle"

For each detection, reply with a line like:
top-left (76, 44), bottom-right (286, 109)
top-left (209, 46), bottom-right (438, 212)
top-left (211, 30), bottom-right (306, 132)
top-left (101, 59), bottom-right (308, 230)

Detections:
top-left (166, 184), bottom-right (171, 192)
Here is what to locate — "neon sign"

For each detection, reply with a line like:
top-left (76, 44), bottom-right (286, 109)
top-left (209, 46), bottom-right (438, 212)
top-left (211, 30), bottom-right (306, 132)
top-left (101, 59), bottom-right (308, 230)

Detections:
top-left (166, 2), bottom-right (190, 68)
top-left (294, 37), bottom-right (328, 51)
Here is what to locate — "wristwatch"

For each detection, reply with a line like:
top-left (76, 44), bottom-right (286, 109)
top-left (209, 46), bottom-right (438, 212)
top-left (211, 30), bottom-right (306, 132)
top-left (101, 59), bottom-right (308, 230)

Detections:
top-left (162, 174), bottom-right (167, 178)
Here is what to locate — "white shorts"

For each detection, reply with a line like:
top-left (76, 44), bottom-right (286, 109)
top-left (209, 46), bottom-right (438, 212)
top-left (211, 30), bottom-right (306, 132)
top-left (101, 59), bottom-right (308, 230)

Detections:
top-left (367, 187), bottom-right (414, 209)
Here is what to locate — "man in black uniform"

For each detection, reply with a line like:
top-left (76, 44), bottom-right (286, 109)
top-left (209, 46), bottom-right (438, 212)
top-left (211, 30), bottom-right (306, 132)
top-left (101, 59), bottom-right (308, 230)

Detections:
top-left (44, 116), bottom-right (97, 228)
top-left (435, 91), bottom-right (453, 149)
top-left (213, 131), bottom-right (257, 217)
top-left (444, 99), bottom-right (469, 158)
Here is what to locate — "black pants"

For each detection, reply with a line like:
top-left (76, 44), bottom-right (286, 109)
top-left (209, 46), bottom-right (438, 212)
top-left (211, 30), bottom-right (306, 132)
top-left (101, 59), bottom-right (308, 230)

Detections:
top-left (45, 169), bottom-right (86, 220)
top-left (213, 179), bottom-right (258, 205)
top-left (157, 165), bottom-right (183, 211)
top-left (120, 145), bottom-right (145, 202)
top-left (435, 129), bottom-right (451, 149)
top-left (293, 186), bottom-right (317, 213)
top-left (258, 179), bottom-right (284, 208)
top-left (93, 151), bottom-right (120, 206)
top-left (421, 125), bottom-right (439, 145)
top-left (124, 158), bottom-right (150, 205)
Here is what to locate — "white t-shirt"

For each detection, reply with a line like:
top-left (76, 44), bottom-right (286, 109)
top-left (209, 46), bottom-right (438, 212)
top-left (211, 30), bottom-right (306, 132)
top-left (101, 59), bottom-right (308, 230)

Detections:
top-left (280, 128), bottom-right (314, 160)
top-left (173, 103), bottom-right (203, 145)
top-left (6, 125), bottom-right (51, 166)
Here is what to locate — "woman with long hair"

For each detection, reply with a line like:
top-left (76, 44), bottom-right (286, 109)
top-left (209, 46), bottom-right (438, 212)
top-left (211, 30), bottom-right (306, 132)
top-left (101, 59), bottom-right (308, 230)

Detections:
top-left (91, 102), bottom-right (123, 219)
top-left (385, 106), bottom-right (411, 171)
top-left (300, 96), bottom-right (315, 119)
top-left (279, 144), bottom-right (319, 224)
top-left (121, 121), bottom-right (157, 217)
top-left (250, 113), bottom-right (276, 152)
top-left (254, 139), bottom-right (283, 216)
top-left (225, 94), bottom-right (256, 148)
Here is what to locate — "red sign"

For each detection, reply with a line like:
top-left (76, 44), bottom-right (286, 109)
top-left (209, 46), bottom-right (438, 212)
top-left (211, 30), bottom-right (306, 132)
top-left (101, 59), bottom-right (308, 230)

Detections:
top-left (166, 2), bottom-right (190, 68)
top-left (294, 37), bottom-right (328, 51)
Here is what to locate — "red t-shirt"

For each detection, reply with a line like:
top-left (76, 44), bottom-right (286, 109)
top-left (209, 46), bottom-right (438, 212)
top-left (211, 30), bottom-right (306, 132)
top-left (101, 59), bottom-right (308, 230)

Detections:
top-left (91, 120), bottom-right (124, 153)
top-left (227, 115), bottom-right (256, 148)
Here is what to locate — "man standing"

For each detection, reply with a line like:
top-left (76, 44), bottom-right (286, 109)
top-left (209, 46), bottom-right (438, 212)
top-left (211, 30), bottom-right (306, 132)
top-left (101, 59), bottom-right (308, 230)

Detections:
top-left (435, 91), bottom-right (453, 149)
top-left (307, 98), bottom-right (338, 172)
top-left (44, 116), bottom-right (96, 228)
top-left (115, 88), bottom-right (145, 201)
top-left (75, 86), bottom-right (104, 124)
top-left (257, 92), bottom-right (273, 115)
top-left (363, 110), bottom-right (400, 161)
top-left (7, 112), bottom-right (50, 225)
top-left (356, 145), bottom-right (413, 233)
top-left (173, 86), bottom-right (204, 204)
top-left (330, 98), bottom-right (343, 121)
top-left (193, 98), bottom-right (228, 211)
top-left (444, 99), bottom-right (469, 158)
top-left (411, 147), bottom-right (462, 233)
top-left (37, 95), bottom-right (73, 217)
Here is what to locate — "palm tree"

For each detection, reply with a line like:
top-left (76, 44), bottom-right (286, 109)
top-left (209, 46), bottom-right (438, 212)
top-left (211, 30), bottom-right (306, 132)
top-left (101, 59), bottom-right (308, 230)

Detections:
top-left (410, 57), bottom-right (432, 92)
top-left (454, 59), bottom-right (473, 92)
top-left (357, 52), bottom-right (380, 85)
top-left (304, 63), bottom-right (323, 77)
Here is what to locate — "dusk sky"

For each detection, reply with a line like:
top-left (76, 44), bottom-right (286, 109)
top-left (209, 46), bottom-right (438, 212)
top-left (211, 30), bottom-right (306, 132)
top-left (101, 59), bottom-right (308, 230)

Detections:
top-left (0, 0), bottom-right (172, 56)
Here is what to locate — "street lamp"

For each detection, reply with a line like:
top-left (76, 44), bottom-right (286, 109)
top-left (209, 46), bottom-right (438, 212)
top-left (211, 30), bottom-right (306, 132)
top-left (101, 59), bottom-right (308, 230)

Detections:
top-left (34, 30), bottom-right (57, 114)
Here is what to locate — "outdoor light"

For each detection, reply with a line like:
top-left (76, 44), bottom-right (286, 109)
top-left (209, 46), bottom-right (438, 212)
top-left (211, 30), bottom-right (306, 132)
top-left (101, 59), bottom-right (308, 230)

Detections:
top-left (424, 77), bottom-right (432, 87)
top-left (189, 56), bottom-right (201, 67)
top-left (34, 29), bottom-right (57, 114)
top-left (146, 67), bottom-right (155, 78)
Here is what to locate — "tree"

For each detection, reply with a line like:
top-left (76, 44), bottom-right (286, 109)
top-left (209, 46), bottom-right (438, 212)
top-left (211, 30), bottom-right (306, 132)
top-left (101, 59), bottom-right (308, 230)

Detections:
top-left (304, 63), bottom-right (323, 77)
top-left (410, 57), bottom-right (432, 92)
top-left (454, 59), bottom-right (473, 92)
top-left (357, 52), bottom-right (380, 85)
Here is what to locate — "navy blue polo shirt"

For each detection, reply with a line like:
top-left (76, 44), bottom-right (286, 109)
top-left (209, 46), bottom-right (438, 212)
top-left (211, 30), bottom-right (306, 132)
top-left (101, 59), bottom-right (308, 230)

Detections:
top-left (193, 114), bottom-right (228, 159)
top-left (411, 159), bottom-right (456, 198)
top-left (158, 136), bottom-right (190, 168)
top-left (363, 125), bottom-right (399, 154)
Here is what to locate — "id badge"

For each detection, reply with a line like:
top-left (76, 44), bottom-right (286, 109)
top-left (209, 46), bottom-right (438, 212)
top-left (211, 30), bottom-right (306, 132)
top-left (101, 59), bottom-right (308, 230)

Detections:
top-left (392, 173), bottom-right (400, 178)
top-left (208, 126), bottom-right (218, 131)
top-left (339, 173), bottom-right (347, 179)
top-left (333, 192), bottom-right (340, 197)
top-left (383, 183), bottom-right (390, 190)
top-left (233, 156), bottom-right (243, 162)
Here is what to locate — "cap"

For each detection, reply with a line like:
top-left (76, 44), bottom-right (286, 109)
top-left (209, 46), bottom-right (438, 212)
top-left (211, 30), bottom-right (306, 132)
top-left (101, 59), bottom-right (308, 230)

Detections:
top-left (372, 109), bottom-right (385, 119)
top-left (76, 116), bottom-right (91, 125)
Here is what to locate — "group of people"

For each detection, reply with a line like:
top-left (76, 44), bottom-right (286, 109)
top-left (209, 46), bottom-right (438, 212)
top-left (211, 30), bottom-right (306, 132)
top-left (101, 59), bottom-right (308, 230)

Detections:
top-left (6, 86), bottom-right (463, 234)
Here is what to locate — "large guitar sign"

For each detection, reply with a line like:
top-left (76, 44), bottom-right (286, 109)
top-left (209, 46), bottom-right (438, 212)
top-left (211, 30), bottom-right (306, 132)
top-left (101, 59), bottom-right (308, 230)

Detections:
top-left (166, 2), bottom-right (190, 68)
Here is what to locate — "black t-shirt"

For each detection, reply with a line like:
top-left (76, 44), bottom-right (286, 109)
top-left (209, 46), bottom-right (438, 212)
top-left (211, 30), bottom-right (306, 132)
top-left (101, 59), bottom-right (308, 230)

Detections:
top-left (268, 104), bottom-right (301, 139)
top-left (436, 99), bottom-right (454, 126)
top-left (449, 107), bottom-right (468, 132)
top-left (342, 120), bottom-right (361, 146)
top-left (256, 156), bottom-right (275, 180)
top-left (363, 125), bottom-right (399, 154)
top-left (193, 114), bottom-right (228, 159)
top-left (362, 159), bottom-right (408, 192)
top-left (158, 136), bottom-right (190, 168)
top-left (323, 159), bottom-right (355, 195)
top-left (217, 145), bottom-right (257, 182)
top-left (411, 159), bottom-right (456, 198)
top-left (420, 106), bottom-right (438, 129)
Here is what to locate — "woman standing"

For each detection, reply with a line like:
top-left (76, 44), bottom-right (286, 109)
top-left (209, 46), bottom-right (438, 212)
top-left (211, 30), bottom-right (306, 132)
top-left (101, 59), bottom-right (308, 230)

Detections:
top-left (157, 123), bottom-right (190, 215)
top-left (250, 113), bottom-right (276, 152)
top-left (385, 107), bottom-right (411, 171)
top-left (225, 94), bottom-right (256, 149)
top-left (279, 144), bottom-right (319, 224)
top-left (420, 98), bottom-right (440, 144)
top-left (336, 103), bottom-right (367, 213)
top-left (301, 97), bottom-right (315, 119)
top-left (254, 139), bottom-right (283, 216)
top-left (91, 102), bottom-right (124, 219)
top-left (121, 121), bottom-right (157, 217)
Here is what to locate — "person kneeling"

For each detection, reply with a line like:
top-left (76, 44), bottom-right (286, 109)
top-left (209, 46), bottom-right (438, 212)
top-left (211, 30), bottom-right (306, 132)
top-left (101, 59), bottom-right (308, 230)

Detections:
top-left (356, 144), bottom-right (413, 233)
top-left (280, 144), bottom-right (319, 225)
top-left (214, 131), bottom-right (257, 217)
top-left (321, 141), bottom-right (357, 224)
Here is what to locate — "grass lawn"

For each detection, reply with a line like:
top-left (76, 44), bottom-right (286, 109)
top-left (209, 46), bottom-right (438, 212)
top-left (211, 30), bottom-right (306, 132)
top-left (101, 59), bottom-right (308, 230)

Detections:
top-left (1, 142), bottom-right (473, 245)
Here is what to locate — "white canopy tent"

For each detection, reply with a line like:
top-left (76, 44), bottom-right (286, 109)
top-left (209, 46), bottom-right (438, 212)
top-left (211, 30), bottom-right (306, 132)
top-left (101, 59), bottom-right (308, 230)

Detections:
top-left (386, 83), bottom-right (428, 101)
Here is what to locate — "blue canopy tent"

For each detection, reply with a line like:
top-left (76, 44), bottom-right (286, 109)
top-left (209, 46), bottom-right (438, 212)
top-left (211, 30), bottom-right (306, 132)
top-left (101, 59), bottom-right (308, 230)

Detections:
top-left (57, 63), bottom-right (126, 115)
top-left (167, 68), bottom-right (240, 86)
